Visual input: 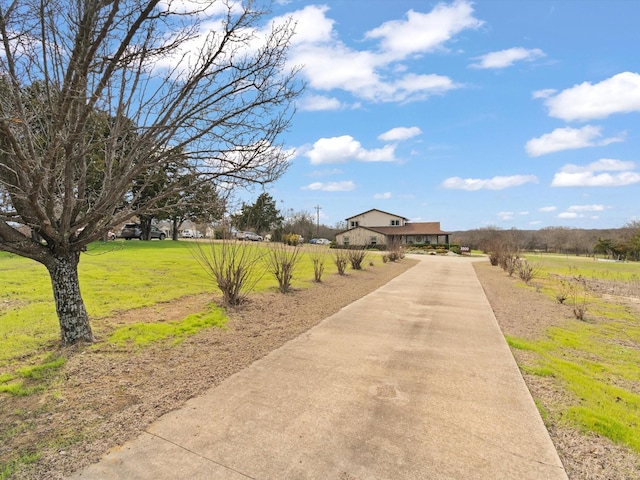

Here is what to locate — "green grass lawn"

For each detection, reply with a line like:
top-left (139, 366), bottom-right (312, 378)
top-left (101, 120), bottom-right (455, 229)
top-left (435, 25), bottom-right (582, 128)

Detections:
top-left (508, 254), bottom-right (640, 453)
top-left (0, 240), bottom-right (348, 369)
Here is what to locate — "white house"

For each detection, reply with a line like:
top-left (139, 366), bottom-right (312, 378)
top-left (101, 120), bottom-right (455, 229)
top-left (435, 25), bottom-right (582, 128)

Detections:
top-left (335, 209), bottom-right (450, 247)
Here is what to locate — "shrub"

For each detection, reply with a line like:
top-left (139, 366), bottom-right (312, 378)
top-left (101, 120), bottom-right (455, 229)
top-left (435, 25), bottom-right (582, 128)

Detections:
top-left (333, 248), bottom-right (349, 275)
top-left (384, 238), bottom-right (405, 262)
top-left (516, 259), bottom-right (537, 284)
top-left (191, 239), bottom-right (264, 306)
top-left (551, 274), bottom-right (590, 320)
top-left (570, 275), bottom-right (590, 320)
top-left (264, 243), bottom-right (301, 293)
top-left (282, 233), bottom-right (301, 246)
top-left (309, 247), bottom-right (326, 282)
top-left (488, 251), bottom-right (501, 266)
top-left (347, 247), bottom-right (367, 270)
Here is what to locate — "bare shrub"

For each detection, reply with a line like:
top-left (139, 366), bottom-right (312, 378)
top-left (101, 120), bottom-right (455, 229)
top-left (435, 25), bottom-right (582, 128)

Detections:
top-left (264, 243), bottom-right (302, 293)
top-left (570, 275), bottom-right (590, 320)
top-left (384, 238), bottom-right (405, 262)
top-left (347, 247), bottom-right (368, 270)
top-left (309, 247), bottom-right (326, 282)
top-left (551, 274), bottom-right (590, 319)
top-left (333, 249), bottom-right (349, 275)
top-left (191, 239), bottom-right (264, 306)
top-left (488, 251), bottom-right (501, 266)
top-left (553, 278), bottom-right (571, 304)
top-left (517, 259), bottom-right (537, 284)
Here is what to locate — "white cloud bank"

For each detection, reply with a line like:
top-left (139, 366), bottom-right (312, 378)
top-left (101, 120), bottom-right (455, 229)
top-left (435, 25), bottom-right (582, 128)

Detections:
top-left (470, 47), bottom-right (545, 69)
top-left (558, 204), bottom-right (607, 219)
top-left (525, 125), bottom-right (624, 157)
top-left (535, 71), bottom-right (640, 121)
top-left (277, 1), bottom-right (483, 104)
top-left (304, 135), bottom-right (397, 165)
top-left (552, 159), bottom-right (640, 187)
top-left (441, 174), bottom-right (538, 191)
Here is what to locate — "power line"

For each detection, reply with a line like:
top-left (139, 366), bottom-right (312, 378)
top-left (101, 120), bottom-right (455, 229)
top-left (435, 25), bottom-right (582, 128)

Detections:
top-left (315, 204), bottom-right (321, 236)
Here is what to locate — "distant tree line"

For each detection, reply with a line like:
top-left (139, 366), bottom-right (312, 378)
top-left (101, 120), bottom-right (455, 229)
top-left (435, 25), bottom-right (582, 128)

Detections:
top-left (453, 220), bottom-right (640, 260)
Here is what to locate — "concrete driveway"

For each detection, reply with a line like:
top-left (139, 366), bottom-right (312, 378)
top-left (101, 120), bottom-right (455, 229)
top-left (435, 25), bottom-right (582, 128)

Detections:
top-left (68, 254), bottom-right (567, 480)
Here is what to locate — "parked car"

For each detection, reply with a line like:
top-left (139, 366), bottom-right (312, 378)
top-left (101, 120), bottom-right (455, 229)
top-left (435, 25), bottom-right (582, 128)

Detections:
top-left (181, 229), bottom-right (203, 238)
top-left (120, 224), bottom-right (166, 240)
top-left (236, 231), bottom-right (262, 241)
top-left (310, 238), bottom-right (331, 245)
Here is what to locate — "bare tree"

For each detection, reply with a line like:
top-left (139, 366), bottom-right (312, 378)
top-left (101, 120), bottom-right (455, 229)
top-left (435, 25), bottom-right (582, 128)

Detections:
top-left (0, 0), bottom-right (301, 344)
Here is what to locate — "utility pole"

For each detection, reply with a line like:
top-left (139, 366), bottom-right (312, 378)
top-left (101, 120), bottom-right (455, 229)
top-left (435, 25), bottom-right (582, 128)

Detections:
top-left (315, 204), bottom-right (322, 236)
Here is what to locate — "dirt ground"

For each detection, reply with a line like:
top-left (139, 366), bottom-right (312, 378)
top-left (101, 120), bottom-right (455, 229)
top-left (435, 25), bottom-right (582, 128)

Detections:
top-left (2, 256), bottom-right (640, 479)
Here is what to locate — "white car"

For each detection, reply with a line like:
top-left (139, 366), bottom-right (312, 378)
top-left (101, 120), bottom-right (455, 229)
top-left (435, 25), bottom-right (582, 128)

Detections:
top-left (310, 238), bottom-right (331, 245)
top-left (182, 229), bottom-right (203, 238)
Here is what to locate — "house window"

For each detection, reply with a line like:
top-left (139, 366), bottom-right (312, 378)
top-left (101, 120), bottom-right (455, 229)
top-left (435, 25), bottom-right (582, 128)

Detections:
top-left (390, 219), bottom-right (400, 226)
top-left (343, 236), bottom-right (350, 246)
top-left (350, 220), bottom-right (359, 228)
top-left (370, 236), bottom-right (377, 246)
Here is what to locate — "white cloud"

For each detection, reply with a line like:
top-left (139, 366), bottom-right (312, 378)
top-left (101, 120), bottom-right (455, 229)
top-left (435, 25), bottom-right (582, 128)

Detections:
top-left (373, 192), bottom-right (392, 199)
top-left (470, 47), bottom-right (545, 69)
top-left (441, 174), bottom-right (538, 191)
top-left (308, 168), bottom-right (343, 177)
top-left (378, 127), bottom-right (422, 142)
top-left (551, 159), bottom-right (640, 187)
top-left (281, 2), bottom-right (480, 103)
top-left (525, 125), bottom-right (624, 157)
top-left (568, 204), bottom-right (606, 212)
top-left (540, 71), bottom-right (640, 121)
top-left (497, 211), bottom-right (514, 220)
top-left (302, 181), bottom-right (355, 192)
top-left (557, 205), bottom-right (607, 220)
top-left (559, 158), bottom-right (636, 173)
top-left (532, 89), bottom-right (556, 99)
top-left (558, 212), bottom-right (578, 219)
top-left (539, 206), bottom-right (557, 212)
top-left (298, 94), bottom-right (343, 111)
top-left (365, 1), bottom-right (484, 59)
top-left (278, 5), bottom-right (335, 45)
top-left (305, 135), bottom-right (397, 164)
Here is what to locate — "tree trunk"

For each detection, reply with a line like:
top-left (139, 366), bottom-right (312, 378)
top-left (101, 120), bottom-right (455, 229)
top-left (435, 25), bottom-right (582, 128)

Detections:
top-left (45, 252), bottom-right (94, 344)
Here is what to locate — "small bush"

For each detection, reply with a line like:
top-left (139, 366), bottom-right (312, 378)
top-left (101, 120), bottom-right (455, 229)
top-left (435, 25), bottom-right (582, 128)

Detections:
top-left (265, 243), bottom-right (301, 293)
top-left (347, 247), bottom-right (367, 270)
top-left (552, 275), bottom-right (590, 319)
top-left (282, 233), bottom-right (301, 246)
top-left (333, 248), bottom-right (349, 275)
top-left (516, 259), bottom-right (537, 284)
top-left (309, 247), bottom-right (326, 282)
top-left (191, 239), bottom-right (263, 306)
top-left (384, 238), bottom-right (405, 262)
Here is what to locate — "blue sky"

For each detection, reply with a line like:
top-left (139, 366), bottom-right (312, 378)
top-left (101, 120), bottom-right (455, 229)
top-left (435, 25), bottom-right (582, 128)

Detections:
top-left (250, 0), bottom-right (640, 231)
